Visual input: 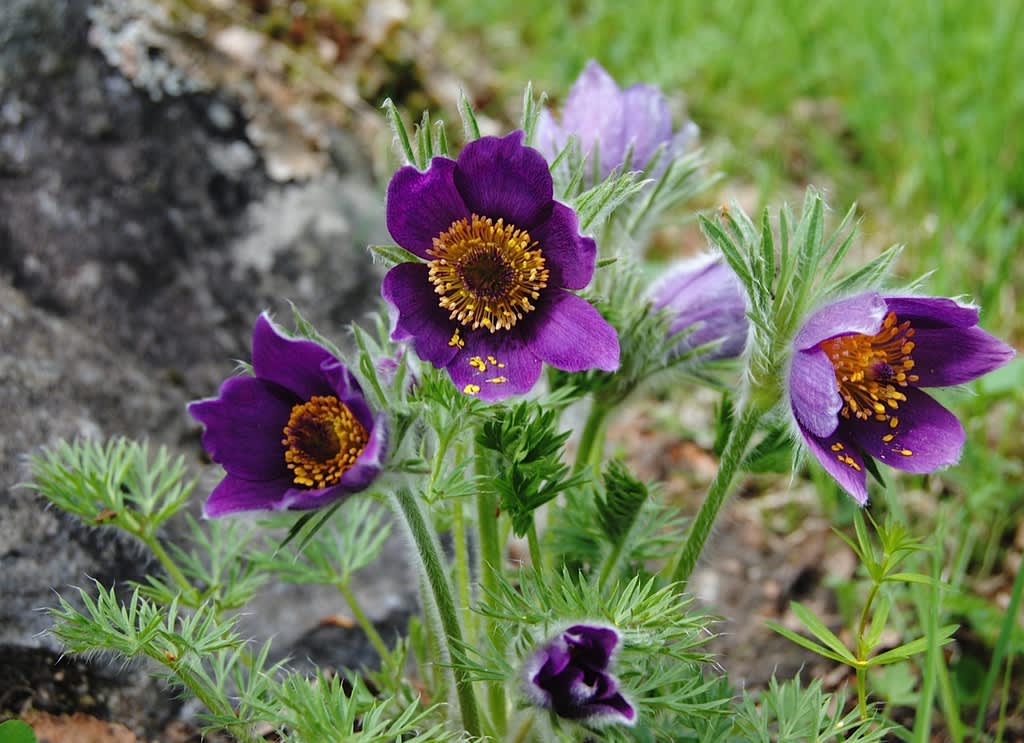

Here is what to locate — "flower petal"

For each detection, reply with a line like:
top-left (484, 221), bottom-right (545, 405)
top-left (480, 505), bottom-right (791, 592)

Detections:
top-left (668, 120), bottom-right (700, 160)
top-left (621, 84), bottom-right (672, 169)
top-left (386, 157), bottom-right (470, 258)
top-left (382, 262), bottom-right (461, 368)
top-left (454, 131), bottom-right (554, 229)
top-left (446, 331), bottom-right (543, 402)
top-left (531, 201), bottom-right (597, 290)
top-left (585, 692), bottom-right (636, 725)
top-left (525, 292), bottom-right (620, 373)
top-left (321, 357), bottom-right (374, 431)
top-left (797, 422), bottom-right (869, 505)
top-left (650, 254), bottom-right (748, 359)
top-left (188, 376), bottom-right (293, 480)
top-left (533, 109), bottom-right (563, 162)
top-left (565, 624), bottom-right (619, 668)
top-left (906, 326), bottom-right (1015, 387)
top-left (339, 416), bottom-right (388, 491)
top-left (793, 292), bottom-right (887, 350)
top-left (561, 61), bottom-right (626, 174)
top-left (203, 474), bottom-right (295, 517)
top-left (788, 348), bottom-right (843, 438)
top-left (846, 388), bottom-right (964, 474)
top-left (251, 313), bottom-right (336, 401)
top-left (883, 295), bottom-right (979, 329)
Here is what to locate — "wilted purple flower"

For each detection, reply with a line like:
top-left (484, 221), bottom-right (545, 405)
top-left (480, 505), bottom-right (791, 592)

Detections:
top-left (534, 60), bottom-right (698, 182)
top-left (648, 253), bottom-right (748, 360)
top-left (523, 624), bottom-right (635, 726)
top-left (188, 314), bottom-right (387, 517)
top-left (789, 293), bottom-right (1014, 503)
top-left (382, 131), bottom-right (620, 402)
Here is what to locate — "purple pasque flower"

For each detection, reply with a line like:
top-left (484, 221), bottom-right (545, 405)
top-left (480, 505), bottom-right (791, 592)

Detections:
top-left (789, 292), bottom-right (1014, 504)
top-left (188, 314), bottom-right (387, 517)
top-left (534, 60), bottom-right (698, 182)
top-left (523, 624), bottom-right (635, 726)
top-left (648, 253), bottom-right (748, 360)
top-left (382, 130), bottom-right (620, 402)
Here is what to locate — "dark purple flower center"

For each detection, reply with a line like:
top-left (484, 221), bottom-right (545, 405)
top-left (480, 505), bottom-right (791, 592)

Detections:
top-left (819, 311), bottom-right (922, 462)
top-left (281, 395), bottom-right (368, 489)
top-left (427, 214), bottom-right (549, 333)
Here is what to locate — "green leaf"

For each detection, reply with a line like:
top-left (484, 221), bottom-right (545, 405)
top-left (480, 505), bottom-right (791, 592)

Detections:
top-left (368, 244), bottom-right (421, 269)
top-left (0, 720), bottom-right (37, 743)
top-left (884, 571), bottom-right (944, 587)
top-left (381, 97), bottom-right (415, 165)
top-left (764, 621), bottom-right (857, 665)
top-left (868, 625), bottom-right (958, 666)
top-left (789, 601), bottom-right (857, 662)
top-left (457, 88), bottom-right (481, 141)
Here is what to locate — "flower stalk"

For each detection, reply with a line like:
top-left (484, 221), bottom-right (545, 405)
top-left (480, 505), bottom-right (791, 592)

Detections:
top-left (475, 444), bottom-right (509, 733)
top-left (670, 403), bottom-right (765, 586)
top-left (389, 487), bottom-right (482, 737)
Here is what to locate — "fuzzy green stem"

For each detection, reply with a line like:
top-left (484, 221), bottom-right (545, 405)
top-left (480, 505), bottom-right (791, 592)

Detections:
top-left (391, 488), bottom-right (482, 737)
top-left (670, 405), bottom-right (763, 586)
top-left (140, 533), bottom-right (199, 604)
top-left (337, 581), bottom-right (391, 662)
top-left (573, 401), bottom-right (611, 474)
top-left (509, 710), bottom-right (536, 743)
top-left (452, 495), bottom-right (475, 644)
top-left (526, 520), bottom-right (543, 569)
top-left (597, 535), bottom-right (627, 590)
top-left (476, 445), bottom-right (508, 734)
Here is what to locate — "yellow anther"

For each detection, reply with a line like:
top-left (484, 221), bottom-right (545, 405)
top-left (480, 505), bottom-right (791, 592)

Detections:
top-left (427, 214), bottom-right (549, 333)
top-left (282, 395), bottom-right (368, 489)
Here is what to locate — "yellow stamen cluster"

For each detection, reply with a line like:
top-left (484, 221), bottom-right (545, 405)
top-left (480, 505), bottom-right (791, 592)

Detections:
top-left (282, 395), bottom-right (369, 488)
top-left (428, 215), bottom-right (549, 333)
top-left (820, 311), bottom-right (921, 426)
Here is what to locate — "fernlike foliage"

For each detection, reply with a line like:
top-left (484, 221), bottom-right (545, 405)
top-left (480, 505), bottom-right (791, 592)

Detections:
top-left (22, 75), bottom-right (1015, 743)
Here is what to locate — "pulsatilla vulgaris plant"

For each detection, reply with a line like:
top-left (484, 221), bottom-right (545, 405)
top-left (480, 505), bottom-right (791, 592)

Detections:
top-left (28, 67), bottom-right (1015, 743)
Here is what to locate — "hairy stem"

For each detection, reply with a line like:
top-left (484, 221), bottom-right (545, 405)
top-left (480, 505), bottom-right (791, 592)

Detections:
top-left (670, 405), bottom-right (763, 586)
top-left (390, 488), bottom-right (482, 737)
top-left (573, 401), bottom-right (610, 474)
top-left (337, 581), bottom-right (391, 662)
top-left (452, 495), bottom-right (475, 644)
top-left (475, 445), bottom-right (508, 734)
top-left (140, 534), bottom-right (199, 605)
top-left (526, 520), bottom-right (543, 569)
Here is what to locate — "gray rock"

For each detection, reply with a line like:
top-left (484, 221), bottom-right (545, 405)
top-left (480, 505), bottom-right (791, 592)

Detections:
top-left (0, 0), bottom-right (414, 734)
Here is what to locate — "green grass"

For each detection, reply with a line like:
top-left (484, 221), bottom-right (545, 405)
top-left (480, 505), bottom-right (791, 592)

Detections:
top-left (430, 0), bottom-right (1024, 736)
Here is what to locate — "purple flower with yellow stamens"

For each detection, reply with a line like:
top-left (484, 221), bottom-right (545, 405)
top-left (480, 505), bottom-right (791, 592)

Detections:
top-left (534, 60), bottom-right (698, 182)
top-left (648, 253), bottom-right (748, 361)
top-left (523, 624), bottom-right (635, 726)
top-left (188, 314), bottom-right (387, 517)
top-left (382, 131), bottom-right (620, 402)
top-left (789, 292), bottom-right (1014, 503)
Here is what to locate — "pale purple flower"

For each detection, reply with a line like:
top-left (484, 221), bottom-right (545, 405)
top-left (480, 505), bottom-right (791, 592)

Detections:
top-left (382, 131), bottom-right (620, 402)
top-left (788, 293), bottom-right (1014, 503)
top-left (523, 624), bottom-right (635, 726)
top-left (534, 60), bottom-right (698, 182)
top-left (188, 314), bottom-right (387, 516)
top-left (648, 253), bottom-right (748, 360)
